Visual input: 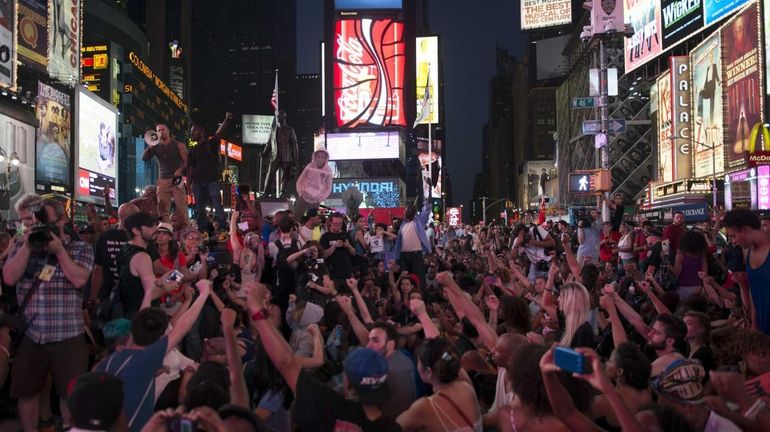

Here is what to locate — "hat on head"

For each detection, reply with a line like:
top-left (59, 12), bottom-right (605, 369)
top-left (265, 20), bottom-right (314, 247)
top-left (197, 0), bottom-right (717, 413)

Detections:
top-left (123, 212), bottom-right (156, 234)
top-left (651, 359), bottom-right (705, 404)
top-left (67, 372), bottom-right (124, 430)
top-left (343, 347), bottom-right (390, 405)
top-left (157, 222), bottom-right (174, 235)
top-left (306, 207), bottom-right (319, 218)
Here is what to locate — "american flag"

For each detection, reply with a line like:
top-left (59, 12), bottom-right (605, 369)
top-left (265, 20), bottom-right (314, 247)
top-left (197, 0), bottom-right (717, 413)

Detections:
top-left (271, 71), bottom-right (279, 113)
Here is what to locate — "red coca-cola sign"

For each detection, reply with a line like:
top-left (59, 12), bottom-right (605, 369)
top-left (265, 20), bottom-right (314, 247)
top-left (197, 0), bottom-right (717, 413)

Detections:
top-left (334, 18), bottom-right (406, 128)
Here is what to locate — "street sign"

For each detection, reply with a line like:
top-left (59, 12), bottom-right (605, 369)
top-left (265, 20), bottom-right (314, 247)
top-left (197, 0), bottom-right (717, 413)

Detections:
top-left (609, 119), bottom-right (625, 133)
top-left (582, 120), bottom-right (602, 135)
top-left (571, 97), bottom-right (596, 109)
top-left (595, 132), bottom-right (607, 148)
top-left (582, 119), bottom-right (626, 135)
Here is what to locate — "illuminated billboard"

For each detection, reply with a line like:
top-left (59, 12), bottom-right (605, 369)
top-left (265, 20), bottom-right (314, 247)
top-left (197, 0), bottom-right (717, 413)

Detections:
top-left (415, 36), bottom-right (439, 124)
top-left (416, 137), bottom-right (442, 197)
top-left (334, 18), bottom-right (406, 128)
top-left (670, 57), bottom-right (692, 179)
top-left (624, 0), bottom-right (663, 73)
top-left (325, 177), bottom-right (404, 208)
top-left (17, 0), bottom-right (48, 71)
top-left (326, 130), bottom-right (402, 161)
top-left (75, 88), bottom-right (118, 205)
top-left (704, 0), bottom-right (750, 25)
top-left (766, 0), bottom-right (770, 96)
top-left (657, 70), bottom-right (674, 182)
top-left (0, 0), bottom-right (16, 88)
top-left (48, 0), bottom-right (80, 84)
top-left (661, 0), bottom-right (704, 49)
top-left (0, 114), bottom-right (35, 219)
top-left (690, 33), bottom-right (725, 177)
top-left (36, 81), bottom-right (72, 189)
top-left (520, 0), bottom-right (572, 30)
top-left (721, 3), bottom-right (762, 170)
top-left (334, 0), bottom-right (402, 9)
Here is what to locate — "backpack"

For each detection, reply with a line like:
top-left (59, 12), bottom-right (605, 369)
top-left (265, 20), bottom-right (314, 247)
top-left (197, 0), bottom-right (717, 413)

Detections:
top-left (274, 239), bottom-right (300, 286)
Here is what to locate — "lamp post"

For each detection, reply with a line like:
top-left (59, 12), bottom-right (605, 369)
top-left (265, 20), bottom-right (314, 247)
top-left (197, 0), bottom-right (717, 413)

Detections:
top-left (481, 197), bottom-right (511, 225)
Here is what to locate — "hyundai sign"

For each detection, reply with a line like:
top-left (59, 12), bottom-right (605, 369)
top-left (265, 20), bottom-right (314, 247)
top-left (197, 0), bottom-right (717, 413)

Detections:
top-left (325, 178), bottom-right (404, 208)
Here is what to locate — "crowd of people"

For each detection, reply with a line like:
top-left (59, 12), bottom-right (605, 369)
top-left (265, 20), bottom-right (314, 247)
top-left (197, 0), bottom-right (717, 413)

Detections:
top-left (1, 181), bottom-right (770, 432)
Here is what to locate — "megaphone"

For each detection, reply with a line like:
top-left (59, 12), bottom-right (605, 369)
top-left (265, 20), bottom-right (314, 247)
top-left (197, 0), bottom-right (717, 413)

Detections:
top-left (144, 130), bottom-right (160, 146)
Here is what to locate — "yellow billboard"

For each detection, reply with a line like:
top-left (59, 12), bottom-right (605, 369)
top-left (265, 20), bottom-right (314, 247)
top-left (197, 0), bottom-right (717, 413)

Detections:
top-left (416, 36), bottom-right (439, 125)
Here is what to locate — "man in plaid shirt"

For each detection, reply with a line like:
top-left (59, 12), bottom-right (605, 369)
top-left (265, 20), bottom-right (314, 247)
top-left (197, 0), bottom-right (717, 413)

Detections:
top-left (2, 194), bottom-right (94, 432)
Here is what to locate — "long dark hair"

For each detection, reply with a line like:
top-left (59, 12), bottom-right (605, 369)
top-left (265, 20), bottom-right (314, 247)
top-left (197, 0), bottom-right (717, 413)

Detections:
top-left (250, 340), bottom-right (293, 410)
top-left (418, 337), bottom-right (461, 384)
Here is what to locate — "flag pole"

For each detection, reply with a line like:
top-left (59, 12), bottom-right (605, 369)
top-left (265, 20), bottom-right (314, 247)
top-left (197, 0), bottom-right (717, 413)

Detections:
top-left (426, 63), bottom-right (432, 201)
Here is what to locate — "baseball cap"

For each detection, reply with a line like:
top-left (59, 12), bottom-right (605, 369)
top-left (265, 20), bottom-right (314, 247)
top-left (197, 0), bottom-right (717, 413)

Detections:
top-left (343, 347), bottom-right (390, 405)
top-left (123, 212), bottom-right (156, 234)
top-left (67, 372), bottom-right (124, 430)
top-left (306, 207), bottom-right (319, 218)
top-left (157, 222), bottom-right (174, 235)
top-left (651, 359), bottom-right (705, 404)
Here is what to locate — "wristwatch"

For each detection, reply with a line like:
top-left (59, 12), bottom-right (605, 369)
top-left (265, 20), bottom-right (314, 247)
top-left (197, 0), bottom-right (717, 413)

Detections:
top-left (251, 308), bottom-right (270, 322)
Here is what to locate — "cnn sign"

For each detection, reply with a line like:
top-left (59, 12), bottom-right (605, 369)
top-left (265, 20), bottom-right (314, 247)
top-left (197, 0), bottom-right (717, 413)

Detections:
top-left (446, 207), bottom-right (462, 227)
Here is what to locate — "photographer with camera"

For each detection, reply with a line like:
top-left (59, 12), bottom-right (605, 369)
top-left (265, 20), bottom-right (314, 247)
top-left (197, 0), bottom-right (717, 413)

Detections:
top-left (513, 218), bottom-right (556, 284)
top-left (2, 194), bottom-right (94, 432)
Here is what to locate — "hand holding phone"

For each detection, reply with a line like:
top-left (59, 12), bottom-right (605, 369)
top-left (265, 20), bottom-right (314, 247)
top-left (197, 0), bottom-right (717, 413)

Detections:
top-left (554, 346), bottom-right (591, 375)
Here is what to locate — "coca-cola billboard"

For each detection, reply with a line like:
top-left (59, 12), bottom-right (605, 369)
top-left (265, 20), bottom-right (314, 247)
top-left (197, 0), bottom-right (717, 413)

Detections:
top-left (446, 207), bottom-right (462, 227)
top-left (334, 18), bottom-right (406, 128)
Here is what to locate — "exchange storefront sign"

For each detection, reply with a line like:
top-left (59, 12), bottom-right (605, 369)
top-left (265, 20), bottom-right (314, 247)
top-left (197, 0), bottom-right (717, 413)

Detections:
top-left (673, 202), bottom-right (709, 222)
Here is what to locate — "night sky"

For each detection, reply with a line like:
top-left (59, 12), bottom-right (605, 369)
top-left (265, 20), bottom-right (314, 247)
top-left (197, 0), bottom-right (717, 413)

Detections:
top-left (296, 0), bottom-right (526, 207)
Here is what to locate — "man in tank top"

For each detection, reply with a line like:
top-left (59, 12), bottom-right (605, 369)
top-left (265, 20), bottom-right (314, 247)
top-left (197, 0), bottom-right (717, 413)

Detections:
top-left (722, 209), bottom-right (770, 335)
top-left (142, 123), bottom-right (189, 229)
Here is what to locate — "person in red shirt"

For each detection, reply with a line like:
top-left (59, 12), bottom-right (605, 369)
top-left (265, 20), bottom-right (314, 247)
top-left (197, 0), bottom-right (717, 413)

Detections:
top-left (636, 221), bottom-right (652, 262)
top-left (599, 221), bottom-right (621, 264)
top-left (663, 211), bottom-right (686, 263)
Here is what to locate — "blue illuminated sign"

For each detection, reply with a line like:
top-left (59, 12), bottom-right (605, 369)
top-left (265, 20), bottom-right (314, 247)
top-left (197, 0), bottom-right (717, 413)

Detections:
top-left (334, 0), bottom-right (402, 9)
top-left (704, 0), bottom-right (749, 25)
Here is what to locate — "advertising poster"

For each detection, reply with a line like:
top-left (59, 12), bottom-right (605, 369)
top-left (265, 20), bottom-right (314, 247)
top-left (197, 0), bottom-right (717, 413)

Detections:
top-left (657, 70), bottom-right (674, 182)
top-left (670, 57), bottom-right (693, 179)
top-left (721, 3), bottom-right (761, 170)
top-left (624, 0), bottom-right (662, 73)
top-left (75, 88), bottom-right (117, 204)
top-left (48, 0), bottom-right (80, 83)
top-left (520, 0), bottom-right (572, 30)
top-left (690, 33), bottom-right (725, 177)
top-left (766, 0), bottom-right (770, 96)
top-left (0, 114), bottom-right (35, 219)
top-left (334, 18), bottom-right (406, 128)
top-left (17, 0), bottom-right (47, 70)
top-left (0, 0), bottom-right (15, 88)
top-left (704, 0), bottom-right (749, 25)
top-left (415, 36), bottom-right (439, 124)
top-left (416, 137), bottom-right (442, 197)
top-left (522, 160), bottom-right (556, 208)
top-left (661, 0), bottom-right (704, 49)
top-left (36, 81), bottom-right (71, 188)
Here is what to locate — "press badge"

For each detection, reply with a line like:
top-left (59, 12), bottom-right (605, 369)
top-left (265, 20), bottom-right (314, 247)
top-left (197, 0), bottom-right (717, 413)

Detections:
top-left (39, 265), bottom-right (56, 282)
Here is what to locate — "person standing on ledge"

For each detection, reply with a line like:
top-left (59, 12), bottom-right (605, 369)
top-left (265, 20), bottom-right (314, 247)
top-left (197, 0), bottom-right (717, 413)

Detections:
top-left (142, 123), bottom-right (189, 229)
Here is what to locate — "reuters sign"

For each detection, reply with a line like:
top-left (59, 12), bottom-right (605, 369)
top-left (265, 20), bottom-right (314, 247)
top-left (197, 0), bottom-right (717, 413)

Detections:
top-left (746, 123), bottom-right (770, 167)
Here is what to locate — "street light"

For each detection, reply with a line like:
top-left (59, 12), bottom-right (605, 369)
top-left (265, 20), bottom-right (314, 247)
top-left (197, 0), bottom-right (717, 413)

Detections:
top-left (480, 196), bottom-right (511, 225)
top-left (668, 135), bottom-right (718, 208)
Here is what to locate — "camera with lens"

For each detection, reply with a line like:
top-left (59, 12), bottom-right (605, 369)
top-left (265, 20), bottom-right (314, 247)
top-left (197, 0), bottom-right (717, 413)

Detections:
top-left (27, 204), bottom-right (59, 253)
